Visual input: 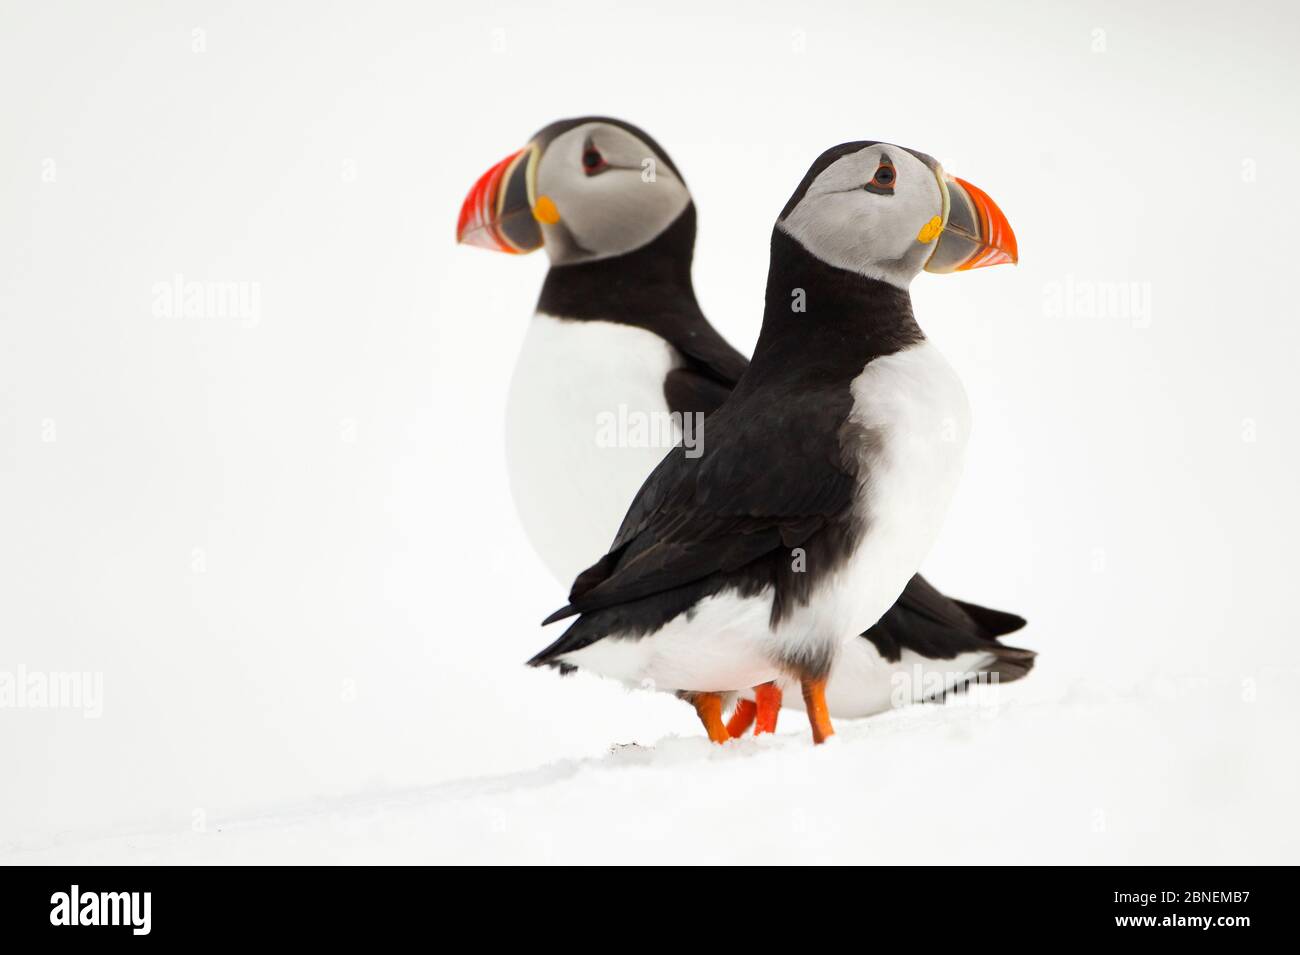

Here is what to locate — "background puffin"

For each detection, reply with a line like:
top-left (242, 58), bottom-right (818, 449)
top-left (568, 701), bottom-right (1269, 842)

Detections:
top-left (458, 120), bottom-right (1032, 739)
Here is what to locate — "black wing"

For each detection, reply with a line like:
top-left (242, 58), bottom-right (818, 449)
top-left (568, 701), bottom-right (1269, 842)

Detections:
top-left (663, 366), bottom-right (734, 420)
top-left (862, 574), bottom-right (1034, 683)
top-left (545, 382), bottom-right (860, 625)
top-left (660, 309), bottom-right (750, 418)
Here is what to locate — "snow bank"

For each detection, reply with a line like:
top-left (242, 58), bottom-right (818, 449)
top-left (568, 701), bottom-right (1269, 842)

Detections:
top-left (7, 678), bottom-right (1295, 865)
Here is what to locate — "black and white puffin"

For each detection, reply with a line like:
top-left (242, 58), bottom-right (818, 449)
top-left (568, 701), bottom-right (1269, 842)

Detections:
top-left (458, 123), bottom-right (1032, 741)
top-left (458, 118), bottom-right (745, 585)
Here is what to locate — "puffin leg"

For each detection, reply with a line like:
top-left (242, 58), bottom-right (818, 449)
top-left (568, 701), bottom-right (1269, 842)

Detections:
top-left (726, 699), bottom-right (757, 738)
top-left (690, 692), bottom-right (731, 744)
top-left (800, 677), bottom-right (835, 744)
top-left (754, 681), bottom-right (783, 734)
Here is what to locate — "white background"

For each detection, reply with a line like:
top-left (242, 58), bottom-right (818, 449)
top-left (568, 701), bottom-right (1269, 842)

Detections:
top-left (2, 0), bottom-right (1298, 862)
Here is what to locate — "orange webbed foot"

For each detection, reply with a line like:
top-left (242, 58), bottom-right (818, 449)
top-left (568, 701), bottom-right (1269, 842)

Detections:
top-left (754, 681), bottom-right (782, 734)
top-left (726, 698), bottom-right (757, 738)
top-left (800, 677), bottom-right (834, 744)
top-left (691, 692), bottom-right (731, 744)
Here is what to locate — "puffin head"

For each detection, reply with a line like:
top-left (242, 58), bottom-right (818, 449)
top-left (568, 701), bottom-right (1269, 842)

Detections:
top-left (456, 117), bottom-right (691, 266)
top-left (777, 141), bottom-right (1018, 287)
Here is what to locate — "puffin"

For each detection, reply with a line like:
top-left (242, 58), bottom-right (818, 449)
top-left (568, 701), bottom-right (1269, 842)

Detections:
top-left (457, 121), bottom-right (1032, 741)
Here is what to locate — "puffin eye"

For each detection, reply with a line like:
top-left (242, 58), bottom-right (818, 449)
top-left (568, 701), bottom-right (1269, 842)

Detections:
top-left (581, 145), bottom-right (608, 175)
top-left (864, 160), bottom-right (896, 195)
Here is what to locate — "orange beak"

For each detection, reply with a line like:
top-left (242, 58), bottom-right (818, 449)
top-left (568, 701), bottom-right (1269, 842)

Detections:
top-left (455, 146), bottom-right (543, 254)
top-left (925, 175), bottom-right (1018, 273)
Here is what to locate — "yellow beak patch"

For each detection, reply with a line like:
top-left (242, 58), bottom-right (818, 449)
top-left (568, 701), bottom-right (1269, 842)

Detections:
top-left (916, 215), bottom-right (943, 244)
top-left (532, 195), bottom-right (561, 225)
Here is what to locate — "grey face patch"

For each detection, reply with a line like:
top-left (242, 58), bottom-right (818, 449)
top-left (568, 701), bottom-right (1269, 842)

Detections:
top-left (778, 141), bottom-right (881, 221)
top-left (543, 218), bottom-right (595, 261)
top-left (532, 120), bottom-right (692, 266)
top-left (777, 143), bottom-right (946, 288)
top-left (529, 116), bottom-right (685, 181)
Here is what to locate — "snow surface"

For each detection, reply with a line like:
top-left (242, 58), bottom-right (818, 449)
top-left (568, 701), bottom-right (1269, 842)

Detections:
top-left (6, 675), bottom-right (1296, 866)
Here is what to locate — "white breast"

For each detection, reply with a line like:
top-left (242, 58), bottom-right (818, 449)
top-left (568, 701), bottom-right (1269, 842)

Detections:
top-left (764, 339), bottom-right (971, 670)
top-left (843, 339), bottom-right (971, 631)
top-left (505, 313), bottom-right (683, 585)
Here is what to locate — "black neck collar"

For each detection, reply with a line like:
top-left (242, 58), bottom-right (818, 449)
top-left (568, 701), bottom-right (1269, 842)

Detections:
top-left (535, 204), bottom-right (701, 325)
top-left (742, 228), bottom-right (923, 386)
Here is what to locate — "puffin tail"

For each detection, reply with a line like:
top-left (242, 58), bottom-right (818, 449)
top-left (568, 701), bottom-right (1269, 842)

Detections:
top-left (933, 643), bottom-right (1037, 705)
top-left (540, 604), bottom-right (579, 626)
top-left (951, 598), bottom-right (1027, 639)
top-left (978, 642), bottom-right (1037, 684)
top-left (527, 615), bottom-right (594, 670)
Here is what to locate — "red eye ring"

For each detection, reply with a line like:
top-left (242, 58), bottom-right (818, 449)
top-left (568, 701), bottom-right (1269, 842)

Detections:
top-left (862, 160), bottom-right (897, 195)
top-left (581, 146), bottom-right (608, 175)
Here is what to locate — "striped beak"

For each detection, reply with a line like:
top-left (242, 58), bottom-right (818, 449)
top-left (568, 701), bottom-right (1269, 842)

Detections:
top-left (456, 145), bottom-right (544, 254)
top-left (925, 176), bottom-right (1018, 272)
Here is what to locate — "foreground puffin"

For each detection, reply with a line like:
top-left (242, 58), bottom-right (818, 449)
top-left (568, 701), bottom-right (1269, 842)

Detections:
top-left (458, 121), bottom-right (1032, 741)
